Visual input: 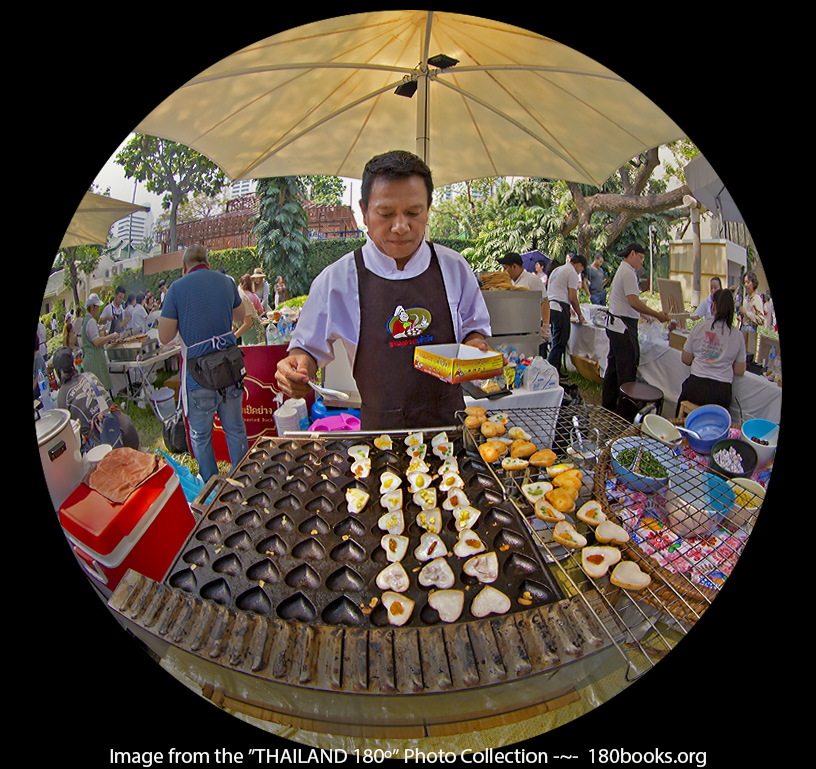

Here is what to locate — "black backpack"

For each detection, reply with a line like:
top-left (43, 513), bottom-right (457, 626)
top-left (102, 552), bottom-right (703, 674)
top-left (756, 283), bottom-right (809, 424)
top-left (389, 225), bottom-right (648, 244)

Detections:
top-left (162, 406), bottom-right (189, 454)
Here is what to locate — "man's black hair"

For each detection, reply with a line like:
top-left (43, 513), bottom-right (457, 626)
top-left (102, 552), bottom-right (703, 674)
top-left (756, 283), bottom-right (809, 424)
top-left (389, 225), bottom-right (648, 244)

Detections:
top-left (360, 150), bottom-right (434, 209)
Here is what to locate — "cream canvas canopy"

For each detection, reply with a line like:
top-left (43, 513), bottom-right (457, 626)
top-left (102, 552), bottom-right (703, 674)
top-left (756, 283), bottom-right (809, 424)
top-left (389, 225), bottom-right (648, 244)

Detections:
top-left (136, 11), bottom-right (686, 187)
top-left (61, 192), bottom-right (150, 249)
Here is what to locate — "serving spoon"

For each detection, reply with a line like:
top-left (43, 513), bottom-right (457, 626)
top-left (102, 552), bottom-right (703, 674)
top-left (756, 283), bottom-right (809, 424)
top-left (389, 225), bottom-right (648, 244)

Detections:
top-left (308, 380), bottom-right (350, 401)
top-left (669, 425), bottom-right (702, 442)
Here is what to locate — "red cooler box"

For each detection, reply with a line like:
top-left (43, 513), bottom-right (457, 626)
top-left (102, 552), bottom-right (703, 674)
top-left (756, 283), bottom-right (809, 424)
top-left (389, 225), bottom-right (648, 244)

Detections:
top-left (59, 462), bottom-right (195, 594)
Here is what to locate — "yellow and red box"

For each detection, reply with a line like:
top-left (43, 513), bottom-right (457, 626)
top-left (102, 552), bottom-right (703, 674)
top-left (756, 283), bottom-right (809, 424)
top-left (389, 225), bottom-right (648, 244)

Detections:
top-left (414, 343), bottom-right (504, 384)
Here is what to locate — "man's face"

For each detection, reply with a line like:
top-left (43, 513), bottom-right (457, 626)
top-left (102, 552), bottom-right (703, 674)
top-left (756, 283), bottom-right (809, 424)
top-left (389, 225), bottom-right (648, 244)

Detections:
top-left (572, 261), bottom-right (584, 276)
top-left (502, 263), bottom-right (522, 280)
top-left (360, 175), bottom-right (429, 265)
top-left (629, 250), bottom-right (645, 269)
top-left (114, 291), bottom-right (125, 306)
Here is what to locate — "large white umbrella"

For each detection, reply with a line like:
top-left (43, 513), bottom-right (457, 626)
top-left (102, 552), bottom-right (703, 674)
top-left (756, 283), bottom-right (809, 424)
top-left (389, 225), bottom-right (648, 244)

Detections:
top-left (683, 152), bottom-right (745, 224)
top-left (61, 192), bottom-right (150, 248)
top-left (136, 11), bottom-right (685, 187)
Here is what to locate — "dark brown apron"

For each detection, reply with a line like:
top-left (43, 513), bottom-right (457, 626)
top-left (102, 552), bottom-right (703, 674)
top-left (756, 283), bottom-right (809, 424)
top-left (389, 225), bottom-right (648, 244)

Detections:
top-left (353, 244), bottom-right (465, 430)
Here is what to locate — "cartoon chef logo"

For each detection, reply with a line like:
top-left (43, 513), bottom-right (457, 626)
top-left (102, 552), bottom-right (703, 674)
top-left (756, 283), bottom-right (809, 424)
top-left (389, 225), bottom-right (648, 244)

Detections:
top-left (387, 305), bottom-right (432, 340)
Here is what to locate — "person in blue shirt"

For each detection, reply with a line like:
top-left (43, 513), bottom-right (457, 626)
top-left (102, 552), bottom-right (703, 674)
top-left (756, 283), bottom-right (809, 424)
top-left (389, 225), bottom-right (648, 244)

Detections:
top-left (158, 244), bottom-right (248, 482)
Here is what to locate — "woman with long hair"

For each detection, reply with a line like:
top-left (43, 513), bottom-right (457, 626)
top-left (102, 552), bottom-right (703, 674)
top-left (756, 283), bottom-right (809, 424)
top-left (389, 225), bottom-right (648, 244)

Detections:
top-left (676, 288), bottom-right (746, 415)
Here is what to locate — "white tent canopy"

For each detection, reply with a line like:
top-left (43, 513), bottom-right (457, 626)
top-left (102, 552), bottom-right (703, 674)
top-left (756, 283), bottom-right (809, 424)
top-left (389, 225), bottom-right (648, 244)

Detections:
top-left (61, 192), bottom-right (149, 249)
top-left (136, 11), bottom-right (685, 188)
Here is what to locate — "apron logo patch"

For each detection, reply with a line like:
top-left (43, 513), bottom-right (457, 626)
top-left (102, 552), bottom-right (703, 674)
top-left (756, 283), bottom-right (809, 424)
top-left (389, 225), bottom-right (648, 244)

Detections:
top-left (387, 305), bottom-right (432, 345)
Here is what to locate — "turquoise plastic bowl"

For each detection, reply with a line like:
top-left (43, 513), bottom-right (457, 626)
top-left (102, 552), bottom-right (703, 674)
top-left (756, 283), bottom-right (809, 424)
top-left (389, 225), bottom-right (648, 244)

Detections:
top-left (740, 418), bottom-right (778, 467)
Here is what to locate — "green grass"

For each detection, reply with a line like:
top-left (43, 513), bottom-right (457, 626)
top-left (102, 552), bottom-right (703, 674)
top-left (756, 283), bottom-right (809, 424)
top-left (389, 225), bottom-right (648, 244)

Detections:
top-left (114, 370), bottom-right (231, 478)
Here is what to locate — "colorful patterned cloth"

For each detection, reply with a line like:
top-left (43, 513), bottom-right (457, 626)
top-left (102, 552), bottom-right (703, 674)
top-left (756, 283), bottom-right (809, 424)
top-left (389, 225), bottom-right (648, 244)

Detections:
top-left (605, 428), bottom-right (771, 590)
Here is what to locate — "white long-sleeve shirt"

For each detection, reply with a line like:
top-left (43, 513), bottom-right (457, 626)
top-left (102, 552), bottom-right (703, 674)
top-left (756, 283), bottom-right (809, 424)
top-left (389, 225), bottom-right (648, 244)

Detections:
top-left (288, 239), bottom-right (492, 369)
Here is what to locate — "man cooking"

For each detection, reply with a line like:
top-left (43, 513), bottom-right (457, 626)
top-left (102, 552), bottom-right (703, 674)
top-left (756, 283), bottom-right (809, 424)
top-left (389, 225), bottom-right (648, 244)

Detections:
top-left (81, 293), bottom-right (119, 394)
top-left (497, 252), bottom-right (550, 357)
top-left (601, 242), bottom-right (669, 417)
top-left (99, 285), bottom-right (127, 335)
top-left (275, 150), bottom-right (491, 429)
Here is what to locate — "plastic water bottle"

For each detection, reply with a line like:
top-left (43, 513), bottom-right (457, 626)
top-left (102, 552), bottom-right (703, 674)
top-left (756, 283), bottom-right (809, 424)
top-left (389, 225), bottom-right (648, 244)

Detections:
top-left (507, 348), bottom-right (519, 366)
top-left (37, 370), bottom-right (54, 409)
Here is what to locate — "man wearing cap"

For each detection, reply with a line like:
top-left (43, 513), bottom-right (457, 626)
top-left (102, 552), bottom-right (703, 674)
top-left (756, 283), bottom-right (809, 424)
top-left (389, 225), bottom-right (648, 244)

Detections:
top-left (546, 254), bottom-right (587, 375)
top-left (602, 243), bottom-right (668, 417)
top-left (81, 293), bottom-right (119, 393)
top-left (498, 252), bottom-right (551, 356)
top-left (158, 244), bottom-right (249, 482)
top-left (275, 150), bottom-right (491, 430)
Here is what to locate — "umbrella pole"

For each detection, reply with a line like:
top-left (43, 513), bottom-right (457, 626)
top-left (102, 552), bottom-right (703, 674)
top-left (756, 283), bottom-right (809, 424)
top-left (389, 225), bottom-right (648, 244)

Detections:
top-left (416, 11), bottom-right (432, 167)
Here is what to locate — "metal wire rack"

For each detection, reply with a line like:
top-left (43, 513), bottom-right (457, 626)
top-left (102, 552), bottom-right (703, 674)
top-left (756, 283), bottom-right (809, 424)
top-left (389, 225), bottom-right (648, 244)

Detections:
top-left (459, 403), bottom-right (760, 680)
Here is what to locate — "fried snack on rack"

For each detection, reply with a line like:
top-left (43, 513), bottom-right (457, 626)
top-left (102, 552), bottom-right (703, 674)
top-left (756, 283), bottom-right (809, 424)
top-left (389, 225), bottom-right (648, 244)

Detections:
top-left (552, 468), bottom-right (583, 491)
top-left (510, 439), bottom-right (537, 458)
top-left (479, 442), bottom-right (501, 464)
top-left (546, 463), bottom-right (576, 477)
top-left (609, 561), bottom-right (652, 591)
top-left (534, 498), bottom-right (566, 523)
top-left (545, 486), bottom-right (577, 513)
top-left (575, 500), bottom-right (607, 528)
top-left (501, 456), bottom-right (529, 477)
top-left (481, 420), bottom-right (506, 438)
top-left (485, 439), bottom-right (508, 457)
top-left (552, 521), bottom-right (587, 549)
top-left (464, 414), bottom-right (486, 432)
top-left (465, 405), bottom-right (487, 418)
top-left (529, 448), bottom-right (557, 468)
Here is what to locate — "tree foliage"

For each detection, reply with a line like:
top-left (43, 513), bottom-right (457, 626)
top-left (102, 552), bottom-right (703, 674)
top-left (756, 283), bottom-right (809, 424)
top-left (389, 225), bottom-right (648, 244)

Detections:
top-left (55, 244), bottom-right (103, 308)
top-left (300, 176), bottom-right (345, 206)
top-left (115, 134), bottom-right (227, 251)
top-left (461, 145), bottom-right (695, 277)
top-left (252, 177), bottom-right (313, 296)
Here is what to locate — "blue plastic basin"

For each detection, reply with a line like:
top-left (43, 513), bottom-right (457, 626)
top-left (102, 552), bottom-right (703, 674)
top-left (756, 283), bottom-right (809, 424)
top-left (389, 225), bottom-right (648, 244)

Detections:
top-left (685, 405), bottom-right (731, 454)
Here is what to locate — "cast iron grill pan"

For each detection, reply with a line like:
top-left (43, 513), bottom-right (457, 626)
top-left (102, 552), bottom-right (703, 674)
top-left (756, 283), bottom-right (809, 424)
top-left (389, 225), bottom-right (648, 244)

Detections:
top-left (165, 432), bottom-right (562, 628)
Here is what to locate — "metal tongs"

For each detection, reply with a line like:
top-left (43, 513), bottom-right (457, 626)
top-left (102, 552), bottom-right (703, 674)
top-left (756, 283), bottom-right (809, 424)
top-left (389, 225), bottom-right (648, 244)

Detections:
top-left (569, 416), bottom-right (602, 466)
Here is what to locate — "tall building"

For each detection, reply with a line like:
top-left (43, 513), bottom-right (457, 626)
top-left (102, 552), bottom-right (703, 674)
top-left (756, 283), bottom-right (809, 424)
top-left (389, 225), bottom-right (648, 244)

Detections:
top-left (112, 209), bottom-right (154, 247)
top-left (230, 179), bottom-right (257, 199)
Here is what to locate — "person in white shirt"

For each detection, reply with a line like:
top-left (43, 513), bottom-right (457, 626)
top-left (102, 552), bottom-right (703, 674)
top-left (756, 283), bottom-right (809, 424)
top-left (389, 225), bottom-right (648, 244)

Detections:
top-left (545, 254), bottom-right (586, 375)
top-left (690, 276), bottom-right (722, 321)
top-left (601, 243), bottom-right (668, 417)
top-left (98, 285), bottom-right (127, 335)
top-left (130, 293), bottom-right (149, 334)
top-left (276, 150), bottom-right (491, 430)
top-left (497, 252), bottom-right (551, 356)
top-left (122, 294), bottom-right (137, 331)
top-left (678, 288), bottom-right (746, 415)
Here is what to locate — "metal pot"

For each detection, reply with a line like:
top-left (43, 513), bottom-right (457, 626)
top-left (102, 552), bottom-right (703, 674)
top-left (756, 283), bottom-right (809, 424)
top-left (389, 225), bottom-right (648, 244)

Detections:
top-left (36, 408), bottom-right (85, 513)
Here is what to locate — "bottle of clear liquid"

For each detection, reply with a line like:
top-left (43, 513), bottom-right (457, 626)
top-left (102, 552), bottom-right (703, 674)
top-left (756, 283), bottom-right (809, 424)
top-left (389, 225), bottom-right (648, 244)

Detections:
top-left (37, 369), bottom-right (54, 409)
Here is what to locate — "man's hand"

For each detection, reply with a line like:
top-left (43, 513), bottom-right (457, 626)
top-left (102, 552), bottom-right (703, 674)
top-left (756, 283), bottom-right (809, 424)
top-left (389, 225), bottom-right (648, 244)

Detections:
top-left (462, 332), bottom-right (490, 353)
top-left (275, 349), bottom-right (317, 398)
